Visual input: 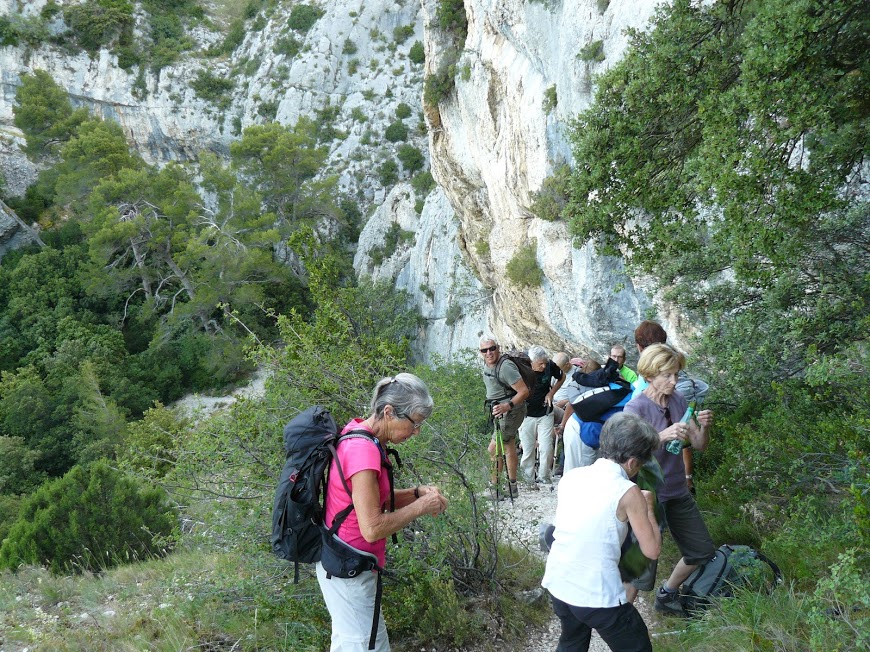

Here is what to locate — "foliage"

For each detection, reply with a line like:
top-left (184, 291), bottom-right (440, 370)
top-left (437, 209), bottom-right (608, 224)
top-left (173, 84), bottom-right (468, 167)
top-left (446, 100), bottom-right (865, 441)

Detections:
top-left (530, 163), bottom-right (571, 221)
top-left (566, 0), bottom-right (870, 402)
top-left (542, 84), bottom-right (557, 113)
top-left (411, 170), bottom-right (435, 196)
top-left (505, 240), bottom-right (544, 287)
top-left (341, 37), bottom-right (357, 54)
top-left (119, 402), bottom-right (190, 479)
top-left (274, 32), bottom-right (300, 57)
top-left (395, 102), bottom-right (412, 119)
top-left (577, 39), bottom-right (604, 62)
top-left (423, 58), bottom-right (458, 107)
top-left (384, 120), bottom-right (408, 142)
top-left (436, 0), bottom-right (467, 42)
top-left (409, 40), bottom-right (425, 64)
top-left (393, 24), bottom-right (414, 44)
top-left (0, 460), bottom-right (175, 574)
top-left (0, 13), bottom-right (49, 48)
top-left (377, 158), bottom-right (399, 187)
top-left (13, 71), bottom-right (90, 157)
top-left (806, 549), bottom-right (870, 651)
top-left (369, 222), bottom-right (414, 266)
top-left (190, 69), bottom-right (235, 108)
top-left (286, 3), bottom-right (324, 33)
top-left (62, 0), bottom-right (134, 54)
top-left (397, 144), bottom-right (424, 173)
top-left (230, 119), bottom-right (337, 231)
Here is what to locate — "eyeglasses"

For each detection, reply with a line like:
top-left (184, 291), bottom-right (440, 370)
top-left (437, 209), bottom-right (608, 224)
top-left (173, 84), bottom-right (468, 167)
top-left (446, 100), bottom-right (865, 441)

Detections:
top-left (479, 345), bottom-right (498, 353)
top-left (404, 415), bottom-right (424, 431)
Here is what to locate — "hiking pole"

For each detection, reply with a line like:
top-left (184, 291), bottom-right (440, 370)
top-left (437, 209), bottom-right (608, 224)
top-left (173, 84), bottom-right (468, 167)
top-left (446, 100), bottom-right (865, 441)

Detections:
top-left (496, 425), bottom-right (513, 505)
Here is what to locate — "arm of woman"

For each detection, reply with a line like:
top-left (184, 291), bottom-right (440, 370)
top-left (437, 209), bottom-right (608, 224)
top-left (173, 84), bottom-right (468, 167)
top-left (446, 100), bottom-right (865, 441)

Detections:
top-left (687, 409), bottom-right (713, 452)
top-left (620, 486), bottom-right (661, 560)
top-left (351, 470), bottom-right (448, 543)
top-left (393, 485), bottom-right (443, 509)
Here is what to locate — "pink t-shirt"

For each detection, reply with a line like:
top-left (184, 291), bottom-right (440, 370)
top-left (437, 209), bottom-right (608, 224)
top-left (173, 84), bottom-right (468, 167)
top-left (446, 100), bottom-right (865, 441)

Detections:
top-left (324, 418), bottom-right (390, 567)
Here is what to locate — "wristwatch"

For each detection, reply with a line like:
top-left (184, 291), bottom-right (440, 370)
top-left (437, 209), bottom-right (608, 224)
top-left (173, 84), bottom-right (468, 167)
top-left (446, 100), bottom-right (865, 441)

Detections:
top-left (507, 400), bottom-right (515, 410)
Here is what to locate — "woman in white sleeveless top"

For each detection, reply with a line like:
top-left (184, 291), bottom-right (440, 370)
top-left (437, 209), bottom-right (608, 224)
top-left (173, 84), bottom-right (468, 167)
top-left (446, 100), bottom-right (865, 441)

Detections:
top-left (542, 413), bottom-right (662, 652)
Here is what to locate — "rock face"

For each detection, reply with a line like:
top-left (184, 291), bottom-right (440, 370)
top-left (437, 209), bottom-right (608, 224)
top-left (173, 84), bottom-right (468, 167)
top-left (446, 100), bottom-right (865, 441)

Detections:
top-left (0, 0), bottom-right (688, 364)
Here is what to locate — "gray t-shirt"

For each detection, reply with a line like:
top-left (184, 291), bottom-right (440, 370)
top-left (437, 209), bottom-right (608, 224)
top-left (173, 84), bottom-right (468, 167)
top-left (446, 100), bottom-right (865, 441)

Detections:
top-left (483, 357), bottom-right (522, 401)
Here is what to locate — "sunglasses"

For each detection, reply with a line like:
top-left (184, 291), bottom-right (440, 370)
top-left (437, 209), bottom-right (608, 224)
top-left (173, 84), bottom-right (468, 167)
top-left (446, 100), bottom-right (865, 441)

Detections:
top-left (479, 345), bottom-right (498, 353)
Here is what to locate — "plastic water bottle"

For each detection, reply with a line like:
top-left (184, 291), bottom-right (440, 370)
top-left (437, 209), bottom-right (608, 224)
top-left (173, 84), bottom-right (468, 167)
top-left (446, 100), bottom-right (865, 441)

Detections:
top-left (666, 400), bottom-right (696, 455)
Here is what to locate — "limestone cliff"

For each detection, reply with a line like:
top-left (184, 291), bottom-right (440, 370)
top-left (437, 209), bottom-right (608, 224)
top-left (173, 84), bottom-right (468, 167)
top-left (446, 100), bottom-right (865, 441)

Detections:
top-left (0, 0), bottom-right (688, 364)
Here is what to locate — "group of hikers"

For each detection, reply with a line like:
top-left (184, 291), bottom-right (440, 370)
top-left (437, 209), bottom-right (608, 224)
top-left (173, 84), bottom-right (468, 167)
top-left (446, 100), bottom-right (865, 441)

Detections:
top-left (311, 320), bottom-right (713, 652)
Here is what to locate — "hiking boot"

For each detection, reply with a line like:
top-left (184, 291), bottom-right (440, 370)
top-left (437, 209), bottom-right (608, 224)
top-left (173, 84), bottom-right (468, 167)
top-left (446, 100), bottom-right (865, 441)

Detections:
top-left (654, 586), bottom-right (686, 616)
top-left (508, 481), bottom-right (519, 499)
top-left (488, 485), bottom-right (506, 501)
top-left (553, 464), bottom-right (564, 477)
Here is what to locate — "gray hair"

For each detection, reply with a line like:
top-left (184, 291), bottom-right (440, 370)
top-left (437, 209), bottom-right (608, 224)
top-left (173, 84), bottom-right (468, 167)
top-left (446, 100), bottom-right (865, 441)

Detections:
top-left (479, 334), bottom-right (498, 347)
top-left (371, 372), bottom-right (434, 420)
top-left (598, 412), bottom-right (660, 464)
top-left (528, 345), bottom-right (549, 363)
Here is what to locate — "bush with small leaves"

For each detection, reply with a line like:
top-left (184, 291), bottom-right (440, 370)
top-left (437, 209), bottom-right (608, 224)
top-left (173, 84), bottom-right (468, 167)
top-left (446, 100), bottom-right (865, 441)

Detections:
top-left (393, 24), bottom-right (414, 44)
top-left (287, 4), bottom-right (324, 33)
top-left (395, 102), bottom-right (413, 119)
top-left (578, 39), bottom-right (605, 62)
top-left (342, 38), bottom-right (357, 54)
top-left (275, 34), bottom-right (301, 57)
top-left (411, 170), bottom-right (434, 196)
top-left (397, 144), bottom-right (424, 173)
top-left (384, 120), bottom-right (409, 142)
top-left (543, 85), bottom-right (557, 113)
top-left (409, 40), bottom-right (425, 64)
top-left (506, 240), bottom-right (544, 287)
top-left (378, 158), bottom-right (399, 186)
top-left (0, 460), bottom-right (175, 574)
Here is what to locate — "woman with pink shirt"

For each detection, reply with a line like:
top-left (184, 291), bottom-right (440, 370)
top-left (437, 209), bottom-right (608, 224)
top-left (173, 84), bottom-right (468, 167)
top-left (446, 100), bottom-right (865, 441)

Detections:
top-left (317, 373), bottom-right (448, 651)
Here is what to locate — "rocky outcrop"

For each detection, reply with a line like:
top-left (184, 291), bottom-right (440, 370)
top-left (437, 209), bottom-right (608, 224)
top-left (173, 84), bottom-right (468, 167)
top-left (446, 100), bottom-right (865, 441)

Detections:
top-left (0, 0), bottom-right (690, 364)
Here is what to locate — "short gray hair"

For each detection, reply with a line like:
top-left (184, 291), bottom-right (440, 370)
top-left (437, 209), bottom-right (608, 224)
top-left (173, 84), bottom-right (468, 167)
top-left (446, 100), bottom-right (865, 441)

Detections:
top-left (528, 345), bottom-right (549, 363)
top-left (371, 373), bottom-right (434, 420)
top-left (479, 334), bottom-right (498, 347)
top-left (598, 412), bottom-right (660, 464)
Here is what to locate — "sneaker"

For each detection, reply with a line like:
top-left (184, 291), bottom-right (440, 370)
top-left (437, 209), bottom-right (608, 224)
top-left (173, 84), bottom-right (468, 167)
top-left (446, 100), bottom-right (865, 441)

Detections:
top-left (508, 481), bottom-right (519, 499)
top-left (654, 586), bottom-right (686, 616)
top-left (524, 482), bottom-right (540, 492)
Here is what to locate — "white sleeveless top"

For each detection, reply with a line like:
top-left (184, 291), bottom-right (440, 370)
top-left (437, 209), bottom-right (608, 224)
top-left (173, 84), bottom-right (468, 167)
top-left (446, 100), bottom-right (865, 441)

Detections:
top-left (541, 458), bottom-right (635, 607)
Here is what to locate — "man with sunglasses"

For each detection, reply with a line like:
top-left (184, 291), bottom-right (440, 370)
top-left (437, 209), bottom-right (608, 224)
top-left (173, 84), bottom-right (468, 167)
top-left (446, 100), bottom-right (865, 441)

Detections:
top-left (480, 336), bottom-right (529, 500)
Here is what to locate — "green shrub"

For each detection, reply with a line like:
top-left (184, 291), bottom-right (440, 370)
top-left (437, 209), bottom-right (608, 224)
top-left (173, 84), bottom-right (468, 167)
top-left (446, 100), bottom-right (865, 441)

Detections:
top-left (505, 240), bottom-right (544, 287)
top-left (257, 99), bottom-right (279, 120)
top-left (411, 170), bottom-right (434, 196)
top-left (342, 37), bottom-right (357, 54)
top-left (543, 84), bottom-right (557, 113)
top-left (0, 461), bottom-right (175, 574)
top-left (63, 0), bottom-right (134, 54)
top-left (378, 158), bottom-right (399, 186)
top-left (384, 120), bottom-right (408, 143)
top-left (578, 39), bottom-right (605, 62)
top-left (275, 33), bottom-right (301, 57)
top-left (287, 4), bottom-right (324, 33)
top-left (423, 59), bottom-right (457, 106)
top-left (436, 0), bottom-right (467, 42)
top-left (0, 13), bottom-right (49, 47)
top-left (216, 19), bottom-right (245, 54)
top-left (393, 24), bottom-right (414, 44)
top-left (347, 58), bottom-right (359, 74)
top-left (119, 403), bottom-right (188, 479)
top-left (397, 144), bottom-right (424, 173)
top-left (350, 106), bottom-right (366, 122)
top-left (190, 70), bottom-right (235, 108)
top-left (395, 102), bottom-right (413, 119)
top-left (530, 164), bottom-right (570, 221)
top-left (409, 40), bottom-right (425, 64)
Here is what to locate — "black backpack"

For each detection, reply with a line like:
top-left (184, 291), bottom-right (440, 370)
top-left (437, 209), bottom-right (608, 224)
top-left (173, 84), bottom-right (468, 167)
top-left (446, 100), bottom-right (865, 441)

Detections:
top-left (494, 350), bottom-right (538, 395)
top-left (682, 544), bottom-right (782, 612)
top-left (271, 406), bottom-right (390, 580)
